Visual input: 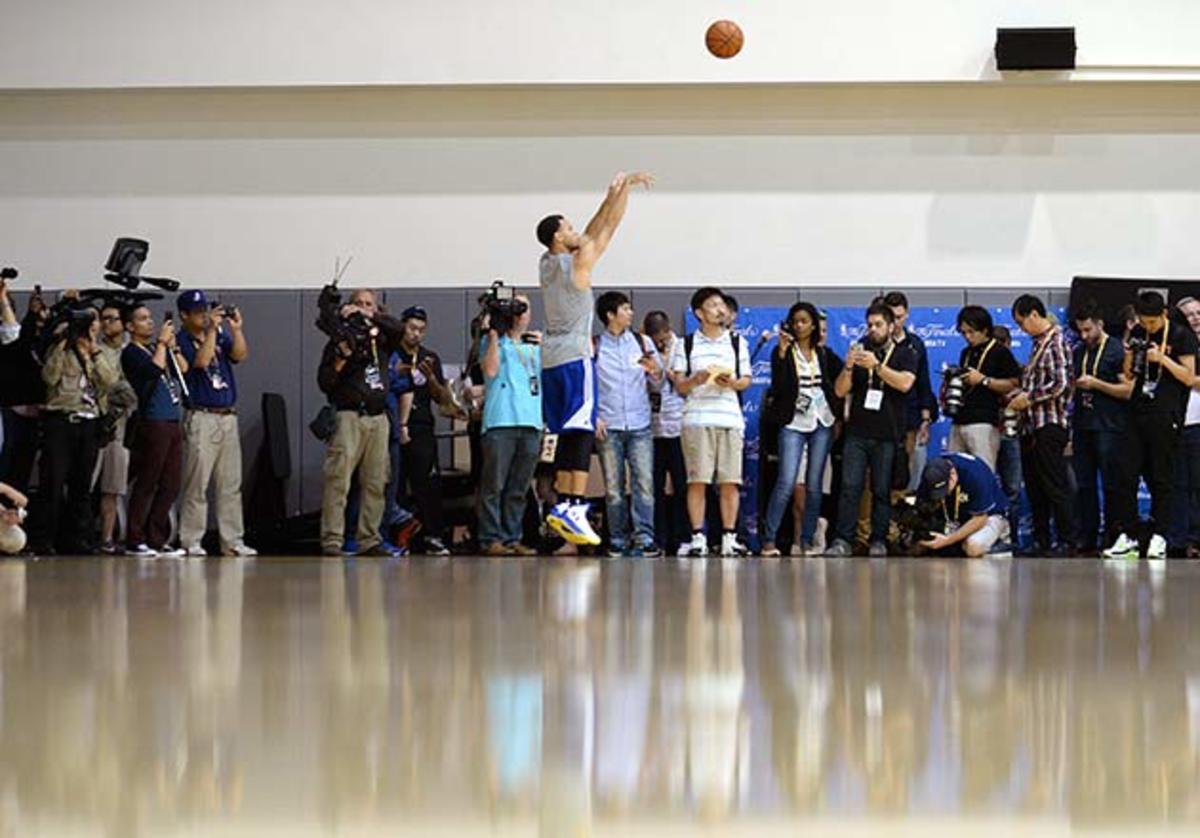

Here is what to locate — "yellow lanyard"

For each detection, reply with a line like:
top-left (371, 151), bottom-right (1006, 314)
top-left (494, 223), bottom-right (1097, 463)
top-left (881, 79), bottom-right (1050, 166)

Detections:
top-left (969, 339), bottom-right (996, 373)
top-left (870, 341), bottom-right (896, 387)
top-left (1150, 323), bottom-right (1170, 384)
top-left (792, 345), bottom-right (820, 383)
top-left (942, 486), bottom-right (961, 524)
top-left (1085, 333), bottom-right (1108, 378)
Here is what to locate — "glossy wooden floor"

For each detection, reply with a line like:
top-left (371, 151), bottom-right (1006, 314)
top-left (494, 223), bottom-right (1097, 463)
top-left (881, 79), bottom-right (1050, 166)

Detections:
top-left (1, 556), bottom-right (1198, 836)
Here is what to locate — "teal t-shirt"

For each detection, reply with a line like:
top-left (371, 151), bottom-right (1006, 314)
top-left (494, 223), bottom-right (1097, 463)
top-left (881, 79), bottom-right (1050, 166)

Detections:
top-left (482, 336), bottom-right (543, 434)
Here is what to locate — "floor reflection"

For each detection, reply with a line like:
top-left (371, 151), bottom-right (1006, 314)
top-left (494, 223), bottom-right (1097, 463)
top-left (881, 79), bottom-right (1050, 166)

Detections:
top-left (2, 556), bottom-right (1200, 834)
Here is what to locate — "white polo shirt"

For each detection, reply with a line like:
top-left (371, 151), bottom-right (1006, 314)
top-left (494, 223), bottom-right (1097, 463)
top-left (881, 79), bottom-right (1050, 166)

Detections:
top-left (669, 328), bottom-right (750, 430)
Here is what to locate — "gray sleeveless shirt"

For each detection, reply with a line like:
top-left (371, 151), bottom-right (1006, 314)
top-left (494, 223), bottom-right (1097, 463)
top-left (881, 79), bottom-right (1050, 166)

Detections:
top-left (539, 251), bottom-right (593, 369)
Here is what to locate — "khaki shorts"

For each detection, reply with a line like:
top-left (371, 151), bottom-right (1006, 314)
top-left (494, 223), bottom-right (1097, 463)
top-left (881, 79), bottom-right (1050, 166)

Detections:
top-left (93, 439), bottom-right (130, 496)
top-left (682, 426), bottom-right (744, 485)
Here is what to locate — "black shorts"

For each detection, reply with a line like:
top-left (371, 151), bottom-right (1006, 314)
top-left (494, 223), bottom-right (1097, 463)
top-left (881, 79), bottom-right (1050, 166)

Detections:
top-left (554, 430), bottom-right (594, 473)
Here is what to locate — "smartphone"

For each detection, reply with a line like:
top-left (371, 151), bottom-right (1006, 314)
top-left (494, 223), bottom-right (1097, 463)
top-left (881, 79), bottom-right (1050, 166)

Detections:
top-left (164, 311), bottom-right (173, 323)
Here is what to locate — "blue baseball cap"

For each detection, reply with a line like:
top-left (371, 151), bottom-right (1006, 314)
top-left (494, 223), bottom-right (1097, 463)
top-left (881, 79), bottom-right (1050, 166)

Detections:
top-left (177, 289), bottom-right (209, 312)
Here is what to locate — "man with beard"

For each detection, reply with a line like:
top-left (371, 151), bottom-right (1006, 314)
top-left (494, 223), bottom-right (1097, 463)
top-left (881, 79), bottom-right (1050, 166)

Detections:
top-left (824, 302), bottom-right (917, 557)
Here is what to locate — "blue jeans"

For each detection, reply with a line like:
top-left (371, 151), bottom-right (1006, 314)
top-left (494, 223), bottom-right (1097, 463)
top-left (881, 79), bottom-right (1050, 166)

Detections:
top-left (763, 424), bottom-right (834, 545)
top-left (835, 433), bottom-right (895, 546)
top-left (1169, 425), bottom-right (1200, 549)
top-left (1073, 427), bottom-right (1123, 549)
top-left (479, 427), bottom-right (542, 547)
top-left (996, 435), bottom-right (1023, 545)
top-left (598, 427), bottom-right (655, 550)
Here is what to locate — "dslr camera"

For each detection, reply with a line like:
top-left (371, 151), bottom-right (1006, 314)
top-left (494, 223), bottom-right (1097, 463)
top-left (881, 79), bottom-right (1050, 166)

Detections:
top-left (894, 496), bottom-right (949, 556)
top-left (1127, 336), bottom-right (1150, 381)
top-left (482, 279), bottom-right (528, 335)
top-left (941, 364), bottom-right (968, 418)
top-left (316, 282), bottom-right (377, 364)
top-left (1, 267), bottom-right (17, 281)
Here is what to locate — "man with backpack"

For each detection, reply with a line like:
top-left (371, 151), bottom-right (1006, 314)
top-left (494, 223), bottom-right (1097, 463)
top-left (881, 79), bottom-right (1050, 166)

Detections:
top-left (669, 287), bottom-right (752, 558)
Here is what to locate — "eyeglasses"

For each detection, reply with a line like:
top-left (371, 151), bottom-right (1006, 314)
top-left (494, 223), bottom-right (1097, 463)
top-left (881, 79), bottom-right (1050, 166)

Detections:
top-left (100, 315), bottom-right (121, 322)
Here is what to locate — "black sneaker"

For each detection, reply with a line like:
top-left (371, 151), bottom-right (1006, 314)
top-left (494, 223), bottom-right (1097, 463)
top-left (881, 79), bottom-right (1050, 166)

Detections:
top-left (424, 537), bottom-right (451, 557)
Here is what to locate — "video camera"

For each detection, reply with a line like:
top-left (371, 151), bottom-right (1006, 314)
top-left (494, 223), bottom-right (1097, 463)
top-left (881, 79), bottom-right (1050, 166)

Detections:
top-left (316, 281), bottom-right (377, 364)
top-left (481, 279), bottom-right (528, 335)
top-left (104, 238), bottom-right (180, 292)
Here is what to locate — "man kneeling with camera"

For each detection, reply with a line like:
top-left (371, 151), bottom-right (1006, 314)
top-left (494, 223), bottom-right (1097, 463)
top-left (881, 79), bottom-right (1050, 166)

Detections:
top-left (916, 453), bottom-right (1010, 558)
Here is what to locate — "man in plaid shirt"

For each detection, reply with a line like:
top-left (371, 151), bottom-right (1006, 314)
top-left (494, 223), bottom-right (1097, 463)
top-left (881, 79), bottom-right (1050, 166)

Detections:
top-left (1007, 294), bottom-right (1075, 555)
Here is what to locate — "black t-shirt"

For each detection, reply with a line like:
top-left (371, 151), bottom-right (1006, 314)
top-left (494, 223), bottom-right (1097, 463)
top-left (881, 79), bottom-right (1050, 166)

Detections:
top-left (396, 345), bottom-right (445, 431)
top-left (1072, 334), bottom-right (1128, 433)
top-left (846, 340), bottom-right (919, 440)
top-left (1129, 323), bottom-right (1198, 417)
top-left (954, 339), bottom-right (1023, 426)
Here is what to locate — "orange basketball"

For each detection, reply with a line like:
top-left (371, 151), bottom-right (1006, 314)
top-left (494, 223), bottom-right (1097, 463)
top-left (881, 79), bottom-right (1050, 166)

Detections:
top-left (705, 20), bottom-right (744, 59)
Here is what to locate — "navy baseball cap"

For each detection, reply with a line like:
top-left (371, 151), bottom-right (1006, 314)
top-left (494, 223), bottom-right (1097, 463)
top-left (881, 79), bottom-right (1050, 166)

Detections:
top-left (919, 457), bottom-right (955, 502)
top-left (401, 305), bottom-right (428, 322)
top-left (177, 289), bottom-right (209, 312)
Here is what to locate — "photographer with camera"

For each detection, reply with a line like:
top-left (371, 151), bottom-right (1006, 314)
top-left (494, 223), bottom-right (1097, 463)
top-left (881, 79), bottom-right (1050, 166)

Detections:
top-left (1007, 294), bottom-right (1074, 556)
top-left (175, 291), bottom-right (256, 558)
top-left (122, 304), bottom-right (189, 558)
top-left (946, 306), bottom-right (1021, 470)
top-left (91, 302), bottom-right (137, 555)
top-left (593, 291), bottom-right (660, 558)
top-left (760, 302), bottom-right (843, 558)
top-left (825, 302), bottom-right (917, 558)
top-left (916, 454), bottom-right (1010, 557)
top-left (394, 305), bottom-right (458, 556)
top-left (1070, 301), bottom-right (1133, 555)
top-left (1102, 291), bottom-right (1197, 559)
top-left (34, 302), bottom-right (119, 555)
top-left (317, 289), bottom-right (407, 557)
top-left (536, 170), bottom-right (654, 547)
top-left (0, 278), bottom-right (48, 496)
top-left (878, 292), bottom-right (938, 489)
top-left (477, 291), bottom-right (542, 556)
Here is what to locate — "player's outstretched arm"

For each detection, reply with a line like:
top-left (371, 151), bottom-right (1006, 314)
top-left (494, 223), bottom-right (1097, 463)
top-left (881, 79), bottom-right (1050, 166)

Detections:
top-left (575, 172), bottom-right (654, 288)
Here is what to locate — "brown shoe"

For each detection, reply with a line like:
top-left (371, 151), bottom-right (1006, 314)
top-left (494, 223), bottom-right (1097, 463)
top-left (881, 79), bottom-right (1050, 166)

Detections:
top-left (483, 543), bottom-right (514, 557)
top-left (508, 543), bottom-right (538, 556)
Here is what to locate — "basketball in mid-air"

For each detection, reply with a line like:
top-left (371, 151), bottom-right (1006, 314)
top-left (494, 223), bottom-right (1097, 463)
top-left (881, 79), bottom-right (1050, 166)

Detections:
top-left (705, 20), bottom-right (744, 59)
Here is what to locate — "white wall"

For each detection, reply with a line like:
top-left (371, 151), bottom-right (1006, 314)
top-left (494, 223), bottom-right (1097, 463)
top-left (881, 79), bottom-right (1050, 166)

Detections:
top-left (3, 84), bottom-right (1200, 290)
top-left (4, 0), bottom-right (1200, 88)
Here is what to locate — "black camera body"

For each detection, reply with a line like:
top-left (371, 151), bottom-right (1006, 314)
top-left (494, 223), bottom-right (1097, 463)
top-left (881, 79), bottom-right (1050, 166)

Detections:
top-left (1, 267), bottom-right (17, 281)
top-left (316, 283), bottom-right (376, 364)
top-left (482, 280), bottom-right (528, 334)
top-left (941, 364), bottom-right (969, 418)
top-left (1127, 336), bottom-right (1150, 381)
top-left (895, 496), bottom-right (950, 556)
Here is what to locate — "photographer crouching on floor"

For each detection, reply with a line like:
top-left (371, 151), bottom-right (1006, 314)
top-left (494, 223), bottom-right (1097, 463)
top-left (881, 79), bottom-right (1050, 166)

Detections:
top-left (912, 454), bottom-right (1010, 558)
top-left (316, 287), bottom-right (407, 557)
top-left (477, 286), bottom-right (542, 556)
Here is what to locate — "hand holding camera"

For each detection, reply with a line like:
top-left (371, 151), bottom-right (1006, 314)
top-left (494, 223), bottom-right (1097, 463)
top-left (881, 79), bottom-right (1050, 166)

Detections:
top-left (160, 316), bottom-right (177, 349)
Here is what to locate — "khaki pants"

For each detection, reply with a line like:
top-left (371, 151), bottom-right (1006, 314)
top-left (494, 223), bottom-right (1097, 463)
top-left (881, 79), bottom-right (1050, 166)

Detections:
top-left (948, 423), bottom-right (1001, 470)
top-left (179, 410), bottom-right (246, 552)
top-left (321, 411), bottom-right (390, 552)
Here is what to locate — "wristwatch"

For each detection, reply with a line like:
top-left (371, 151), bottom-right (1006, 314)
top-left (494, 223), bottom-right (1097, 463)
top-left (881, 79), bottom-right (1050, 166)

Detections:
top-left (982, 376), bottom-right (992, 388)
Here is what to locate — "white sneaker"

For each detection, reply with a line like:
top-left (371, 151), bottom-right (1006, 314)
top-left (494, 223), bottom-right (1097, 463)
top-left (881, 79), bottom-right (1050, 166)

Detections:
top-left (226, 542), bottom-right (258, 558)
top-left (156, 546), bottom-right (186, 560)
top-left (1103, 533), bottom-right (1140, 560)
top-left (682, 532), bottom-right (708, 558)
top-left (567, 503), bottom-right (602, 546)
top-left (813, 518), bottom-right (829, 554)
top-left (676, 542), bottom-right (693, 558)
top-left (789, 543), bottom-right (804, 557)
top-left (184, 545), bottom-right (208, 559)
top-left (1148, 534), bottom-right (1168, 560)
top-left (721, 533), bottom-right (750, 558)
top-left (127, 544), bottom-right (158, 559)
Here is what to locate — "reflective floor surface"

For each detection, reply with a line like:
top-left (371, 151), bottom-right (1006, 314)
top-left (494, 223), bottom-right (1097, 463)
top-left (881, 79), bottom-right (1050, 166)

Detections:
top-left (2, 556), bottom-right (1200, 836)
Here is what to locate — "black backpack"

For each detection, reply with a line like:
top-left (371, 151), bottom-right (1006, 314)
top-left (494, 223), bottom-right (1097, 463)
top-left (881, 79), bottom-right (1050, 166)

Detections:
top-left (684, 331), bottom-right (744, 406)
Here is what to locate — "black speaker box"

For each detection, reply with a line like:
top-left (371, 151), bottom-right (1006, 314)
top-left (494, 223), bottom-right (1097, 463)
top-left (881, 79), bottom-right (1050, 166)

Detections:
top-left (995, 27), bottom-right (1076, 71)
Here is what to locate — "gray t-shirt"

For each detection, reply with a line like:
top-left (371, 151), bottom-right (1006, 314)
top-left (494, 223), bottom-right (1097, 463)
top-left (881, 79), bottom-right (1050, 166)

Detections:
top-left (539, 251), bottom-right (593, 369)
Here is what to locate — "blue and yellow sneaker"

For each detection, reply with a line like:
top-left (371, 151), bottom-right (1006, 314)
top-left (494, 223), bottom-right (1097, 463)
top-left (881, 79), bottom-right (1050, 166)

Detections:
top-left (546, 502), bottom-right (601, 546)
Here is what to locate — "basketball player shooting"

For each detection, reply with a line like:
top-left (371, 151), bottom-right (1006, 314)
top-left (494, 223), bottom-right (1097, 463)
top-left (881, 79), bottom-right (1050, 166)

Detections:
top-left (535, 170), bottom-right (655, 545)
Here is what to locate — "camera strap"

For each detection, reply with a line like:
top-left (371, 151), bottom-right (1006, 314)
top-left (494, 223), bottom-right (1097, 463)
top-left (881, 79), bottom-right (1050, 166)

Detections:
top-left (869, 341), bottom-right (896, 388)
top-left (969, 339), bottom-right (996, 377)
top-left (1085, 333), bottom-right (1109, 378)
top-left (1150, 323), bottom-right (1170, 385)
